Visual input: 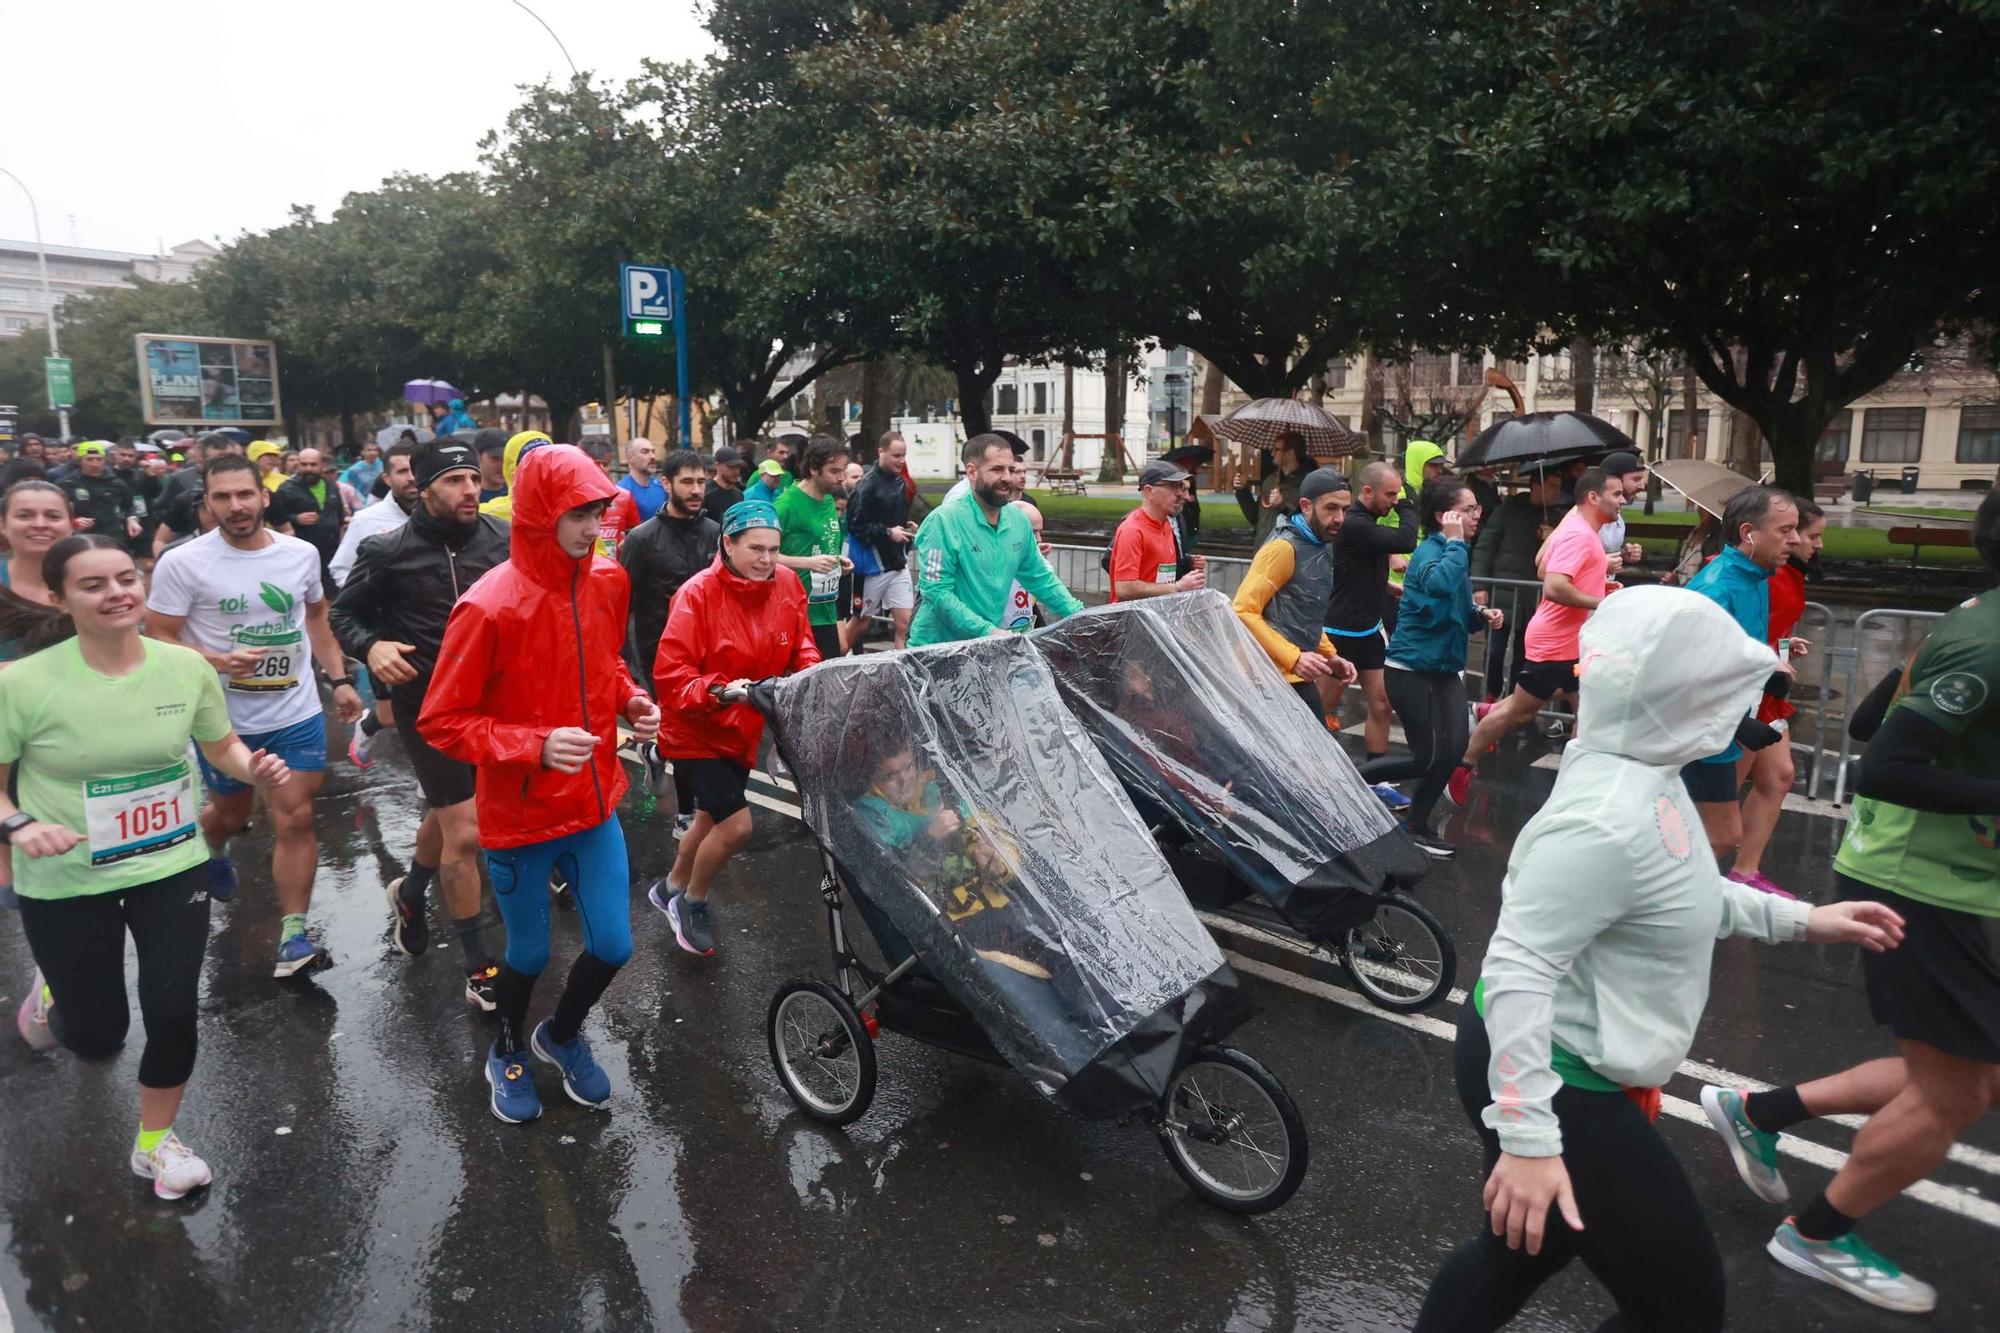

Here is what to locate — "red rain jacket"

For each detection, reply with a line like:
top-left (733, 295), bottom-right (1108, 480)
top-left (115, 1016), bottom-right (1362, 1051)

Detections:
top-left (653, 552), bottom-right (820, 768)
top-left (420, 444), bottom-right (647, 848)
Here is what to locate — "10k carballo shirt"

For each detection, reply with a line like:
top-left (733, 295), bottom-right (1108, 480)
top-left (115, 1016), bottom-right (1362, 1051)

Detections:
top-left (147, 529), bottom-right (326, 732)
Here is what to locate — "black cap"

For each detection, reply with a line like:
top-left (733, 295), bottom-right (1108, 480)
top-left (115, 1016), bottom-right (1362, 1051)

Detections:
top-left (1299, 467), bottom-right (1353, 502)
top-left (472, 426), bottom-right (509, 456)
top-left (414, 440), bottom-right (480, 490)
top-left (1600, 450), bottom-right (1644, 476)
top-left (712, 445), bottom-right (745, 466)
top-left (1138, 460), bottom-right (1191, 488)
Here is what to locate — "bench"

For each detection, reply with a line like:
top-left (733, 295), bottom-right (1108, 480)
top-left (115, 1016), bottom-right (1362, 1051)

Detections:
top-left (1813, 479), bottom-right (1849, 502)
top-left (1042, 468), bottom-right (1088, 495)
top-left (1886, 526), bottom-right (1974, 564)
top-left (1622, 521), bottom-right (1690, 542)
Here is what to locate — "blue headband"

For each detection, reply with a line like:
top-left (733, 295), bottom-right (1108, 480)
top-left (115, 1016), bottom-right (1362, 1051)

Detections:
top-left (721, 499), bottom-right (779, 536)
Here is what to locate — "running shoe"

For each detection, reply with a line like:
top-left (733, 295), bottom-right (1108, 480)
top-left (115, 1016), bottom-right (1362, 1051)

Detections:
top-left (1699, 1085), bottom-right (1788, 1204)
top-left (671, 813), bottom-right (695, 842)
top-left (663, 889), bottom-right (717, 957)
top-left (15, 969), bottom-right (55, 1052)
top-left (1370, 783), bottom-right (1412, 810)
top-left (347, 725), bottom-right (377, 771)
top-left (207, 856), bottom-right (238, 905)
top-left (1445, 765), bottom-right (1475, 807)
top-left (531, 1018), bottom-right (612, 1108)
top-left (642, 742), bottom-right (671, 798)
top-left (273, 932), bottom-right (329, 979)
top-left (1473, 700), bottom-right (1496, 723)
top-left (130, 1131), bottom-right (212, 1201)
top-left (385, 877), bottom-right (429, 957)
top-left (464, 964), bottom-right (499, 1012)
top-left (1725, 870), bottom-right (1799, 901)
top-left (485, 1042), bottom-right (542, 1124)
top-left (1767, 1221), bottom-right (1936, 1314)
top-left (1406, 828), bottom-right (1456, 859)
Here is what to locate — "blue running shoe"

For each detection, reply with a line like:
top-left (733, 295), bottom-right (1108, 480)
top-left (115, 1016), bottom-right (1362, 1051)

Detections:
top-left (531, 1019), bottom-right (612, 1108)
top-left (273, 932), bottom-right (328, 979)
top-left (208, 857), bottom-right (238, 904)
top-left (485, 1042), bottom-right (542, 1124)
top-left (1371, 783), bottom-right (1412, 810)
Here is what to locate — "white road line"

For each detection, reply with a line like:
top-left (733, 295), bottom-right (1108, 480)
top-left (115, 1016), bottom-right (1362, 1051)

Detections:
top-left (1222, 951), bottom-right (2000, 1230)
top-left (618, 741), bottom-right (2000, 1200)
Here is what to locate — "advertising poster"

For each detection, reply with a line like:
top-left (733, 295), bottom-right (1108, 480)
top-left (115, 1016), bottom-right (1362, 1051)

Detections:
top-left (135, 334), bottom-right (282, 426)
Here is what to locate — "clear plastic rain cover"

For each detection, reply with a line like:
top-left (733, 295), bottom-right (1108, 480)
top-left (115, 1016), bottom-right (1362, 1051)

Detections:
top-left (761, 635), bottom-right (1228, 1101)
top-left (1031, 591), bottom-right (1431, 936)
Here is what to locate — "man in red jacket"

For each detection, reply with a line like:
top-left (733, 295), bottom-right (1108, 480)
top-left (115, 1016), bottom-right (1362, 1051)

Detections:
top-left (648, 499), bottom-right (819, 956)
top-left (420, 445), bottom-right (662, 1125)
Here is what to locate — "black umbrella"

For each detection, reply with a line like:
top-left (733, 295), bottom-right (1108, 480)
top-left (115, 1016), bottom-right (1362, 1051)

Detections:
top-left (1456, 411), bottom-right (1636, 471)
top-left (1160, 445), bottom-right (1213, 467)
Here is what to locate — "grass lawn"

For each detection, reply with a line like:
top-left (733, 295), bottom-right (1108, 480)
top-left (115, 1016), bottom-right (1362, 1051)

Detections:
top-left (1852, 504), bottom-right (1979, 522)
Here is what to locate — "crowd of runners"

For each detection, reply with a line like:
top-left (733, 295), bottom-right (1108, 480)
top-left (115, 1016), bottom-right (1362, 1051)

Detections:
top-left (0, 418), bottom-right (1991, 1326)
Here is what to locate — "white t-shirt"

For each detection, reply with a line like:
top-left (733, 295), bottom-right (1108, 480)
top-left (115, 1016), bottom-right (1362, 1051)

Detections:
top-left (330, 494), bottom-right (410, 586)
top-left (148, 529), bottom-right (326, 734)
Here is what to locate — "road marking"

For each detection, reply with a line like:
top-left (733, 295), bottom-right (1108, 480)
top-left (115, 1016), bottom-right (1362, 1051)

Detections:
top-left (619, 740), bottom-right (2000, 1202)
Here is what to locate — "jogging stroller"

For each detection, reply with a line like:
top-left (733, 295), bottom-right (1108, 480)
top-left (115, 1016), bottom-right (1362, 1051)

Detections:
top-left (1030, 592), bottom-right (1456, 1012)
top-left (745, 633), bottom-right (1309, 1213)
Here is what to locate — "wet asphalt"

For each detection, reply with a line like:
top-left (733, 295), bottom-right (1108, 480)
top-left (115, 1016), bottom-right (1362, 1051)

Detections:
top-left (0, 714), bottom-right (1993, 1332)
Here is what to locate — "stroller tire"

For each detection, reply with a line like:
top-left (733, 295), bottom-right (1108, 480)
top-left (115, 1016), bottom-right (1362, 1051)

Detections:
top-left (1339, 891), bottom-right (1456, 1013)
top-left (1158, 1045), bottom-right (1308, 1215)
top-left (767, 978), bottom-right (877, 1127)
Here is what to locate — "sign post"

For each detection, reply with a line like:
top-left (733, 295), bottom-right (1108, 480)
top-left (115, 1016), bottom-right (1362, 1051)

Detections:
top-left (619, 262), bottom-right (691, 444)
top-left (43, 357), bottom-right (74, 411)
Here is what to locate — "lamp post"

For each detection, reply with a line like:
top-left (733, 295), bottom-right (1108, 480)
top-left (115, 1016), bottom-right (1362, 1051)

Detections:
top-left (0, 167), bottom-right (69, 441)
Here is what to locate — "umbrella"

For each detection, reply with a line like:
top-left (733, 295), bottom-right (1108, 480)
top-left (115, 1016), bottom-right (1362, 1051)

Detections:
top-left (214, 427), bottom-right (253, 446)
top-left (375, 423), bottom-right (436, 448)
top-left (1160, 445), bottom-right (1213, 467)
top-left (403, 379), bottom-right (462, 405)
top-left (1649, 459), bottom-right (1755, 519)
top-left (147, 428), bottom-right (188, 445)
top-left (1456, 411), bottom-right (1636, 471)
top-left (1214, 397), bottom-right (1362, 458)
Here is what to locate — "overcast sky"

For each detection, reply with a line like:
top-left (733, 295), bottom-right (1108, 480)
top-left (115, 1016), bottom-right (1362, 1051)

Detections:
top-left (1, 0), bottom-right (714, 256)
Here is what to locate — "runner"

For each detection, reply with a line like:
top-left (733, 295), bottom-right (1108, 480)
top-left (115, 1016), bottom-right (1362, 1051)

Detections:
top-left (247, 439), bottom-right (287, 493)
top-left (1697, 491), bottom-right (2000, 1316)
top-left (478, 429), bottom-right (550, 523)
top-left (774, 435), bottom-right (854, 662)
top-left (1358, 478), bottom-right (1503, 857)
top-left (648, 499), bottom-right (819, 957)
top-left (339, 441), bottom-right (383, 497)
top-left (57, 443), bottom-right (142, 547)
top-left (270, 448), bottom-right (349, 588)
top-left (151, 432), bottom-right (239, 555)
top-left (1412, 586), bottom-right (1905, 1333)
top-left (1231, 467), bottom-right (1359, 718)
top-left (700, 444), bottom-right (746, 525)
top-left (331, 439), bottom-right (509, 1008)
top-left (146, 454), bottom-right (364, 975)
top-left (1450, 467), bottom-right (1624, 803)
top-left (0, 481), bottom-right (78, 909)
top-left (1470, 467), bottom-right (1567, 703)
top-left (1, 535), bottom-right (292, 1198)
top-left (844, 431), bottom-right (919, 649)
top-left (1729, 497), bottom-right (1825, 893)
top-left (475, 429), bottom-right (510, 504)
top-left (909, 435), bottom-right (1082, 647)
top-left (1682, 486), bottom-right (1801, 869)
top-left (329, 440), bottom-right (420, 588)
top-left (1326, 460), bottom-right (1420, 803)
top-left (420, 444), bottom-right (661, 1123)
top-left (616, 439), bottom-right (667, 524)
top-left (1107, 461), bottom-right (1206, 603)
top-left (618, 448), bottom-right (719, 834)
top-left (1593, 450), bottom-right (1649, 572)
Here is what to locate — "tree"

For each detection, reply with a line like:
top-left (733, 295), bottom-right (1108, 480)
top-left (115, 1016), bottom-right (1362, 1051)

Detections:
top-left (5, 280), bottom-right (208, 437)
top-left (1457, 0), bottom-right (2000, 493)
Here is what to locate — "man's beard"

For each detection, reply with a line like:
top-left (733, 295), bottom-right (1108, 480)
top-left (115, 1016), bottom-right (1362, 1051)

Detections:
top-left (973, 479), bottom-right (1014, 509)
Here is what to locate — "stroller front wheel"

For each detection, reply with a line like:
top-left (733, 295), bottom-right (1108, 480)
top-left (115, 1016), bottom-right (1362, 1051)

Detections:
top-left (1339, 891), bottom-right (1456, 1012)
top-left (1158, 1045), bottom-right (1309, 1214)
top-left (767, 978), bottom-right (877, 1126)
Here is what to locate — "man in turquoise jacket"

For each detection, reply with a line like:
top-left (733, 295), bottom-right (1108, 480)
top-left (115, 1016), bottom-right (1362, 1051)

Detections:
top-left (1683, 485), bottom-right (1798, 864)
top-left (910, 435), bottom-right (1083, 647)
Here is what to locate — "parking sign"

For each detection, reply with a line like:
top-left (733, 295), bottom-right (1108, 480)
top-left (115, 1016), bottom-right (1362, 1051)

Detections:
top-left (621, 264), bottom-right (675, 322)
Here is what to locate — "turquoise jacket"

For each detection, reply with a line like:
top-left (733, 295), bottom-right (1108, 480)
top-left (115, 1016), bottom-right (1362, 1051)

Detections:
top-left (1685, 544), bottom-right (1775, 764)
top-left (1386, 532), bottom-right (1487, 674)
top-left (909, 492), bottom-right (1083, 647)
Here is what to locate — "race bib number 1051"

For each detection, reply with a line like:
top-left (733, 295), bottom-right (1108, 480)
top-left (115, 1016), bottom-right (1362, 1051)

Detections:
top-left (82, 761), bottom-right (198, 867)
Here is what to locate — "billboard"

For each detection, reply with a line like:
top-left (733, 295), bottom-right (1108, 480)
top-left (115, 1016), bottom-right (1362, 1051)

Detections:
top-left (134, 334), bottom-right (282, 427)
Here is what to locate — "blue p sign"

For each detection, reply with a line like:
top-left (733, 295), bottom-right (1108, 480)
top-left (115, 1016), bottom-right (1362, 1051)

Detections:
top-left (622, 264), bottom-right (674, 321)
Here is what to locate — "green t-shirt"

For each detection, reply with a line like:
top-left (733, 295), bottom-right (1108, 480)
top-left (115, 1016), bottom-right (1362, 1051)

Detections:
top-left (0, 638), bottom-right (232, 899)
top-left (1836, 590), bottom-right (2000, 916)
top-left (775, 484), bottom-right (844, 627)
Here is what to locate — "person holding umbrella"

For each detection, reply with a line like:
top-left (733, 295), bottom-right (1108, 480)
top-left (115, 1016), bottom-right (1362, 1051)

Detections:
top-left (1232, 431), bottom-right (1312, 549)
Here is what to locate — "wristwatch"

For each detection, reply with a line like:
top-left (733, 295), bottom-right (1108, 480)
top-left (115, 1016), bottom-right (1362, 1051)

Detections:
top-left (326, 676), bottom-right (355, 689)
top-left (0, 812), bottom-right (35, 844)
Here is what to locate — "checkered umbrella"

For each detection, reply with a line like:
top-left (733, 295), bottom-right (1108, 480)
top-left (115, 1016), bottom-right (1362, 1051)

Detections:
top-left (1213, 397), bottom-right (1363, 459)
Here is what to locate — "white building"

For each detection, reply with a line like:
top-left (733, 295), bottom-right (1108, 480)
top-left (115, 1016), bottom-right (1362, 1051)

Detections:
top-left (0, 238), bottom-right (218, 339)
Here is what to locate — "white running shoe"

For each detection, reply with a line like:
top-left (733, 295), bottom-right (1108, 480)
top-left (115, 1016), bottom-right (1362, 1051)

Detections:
top-left (15, 969), bottom-right (55, 1052)
top-left (130, 1131), bottom-right (213, 1201)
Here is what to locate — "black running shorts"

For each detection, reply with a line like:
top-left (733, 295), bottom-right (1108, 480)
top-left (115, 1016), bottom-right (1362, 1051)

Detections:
top-left (678, 757), bottom-right (752, 821)
top-left (395, 713), bottom-right (477, 809)
top-left (1678, 759), bottom-right (1743, 805)
top-left (1513, 656), bottom-right (1579, 701)
top-left (1837, 872), bottom-right (2000, 1065)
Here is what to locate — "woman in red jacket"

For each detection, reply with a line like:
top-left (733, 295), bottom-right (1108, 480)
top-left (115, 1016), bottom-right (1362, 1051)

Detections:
top-left (420, 445), bottom-right (661, 1125)
top-left (647, 499), bottom-right (819, 957)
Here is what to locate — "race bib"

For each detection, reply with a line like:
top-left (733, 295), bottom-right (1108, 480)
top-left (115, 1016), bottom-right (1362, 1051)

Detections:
top-left (83, 761), bottom-right (197, 867)
top-left (807, 566), bottom-right (840, 603)
top-left (1003, 580), bottom-right (1033, 631)
top-left (228, 628), bottom-right (302, 693)
top-left (1156, 562), bottom-right (1177, 584)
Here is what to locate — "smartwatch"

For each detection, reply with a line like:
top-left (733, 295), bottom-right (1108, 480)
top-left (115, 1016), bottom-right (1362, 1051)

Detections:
top-left (0, 812), bottom-right (34, 844)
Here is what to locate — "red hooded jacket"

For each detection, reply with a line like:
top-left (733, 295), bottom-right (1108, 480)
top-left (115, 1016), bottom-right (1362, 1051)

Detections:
top-left (653, 551), bottom-right (820, 768)
top-left (420, 445), bottom-right (647, 848)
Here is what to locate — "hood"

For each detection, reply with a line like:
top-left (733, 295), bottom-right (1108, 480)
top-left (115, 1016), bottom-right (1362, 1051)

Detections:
top-left (508, 443), bottom-right (618, 589)
top-left (448, 398), bottom-right (465, 412)
top-left (502, 430), bottom-right (549, 489)
top-left (1573, 585), bottom-right (1776, 766)
top-left (1404, 440), bottom-right (1445, 493)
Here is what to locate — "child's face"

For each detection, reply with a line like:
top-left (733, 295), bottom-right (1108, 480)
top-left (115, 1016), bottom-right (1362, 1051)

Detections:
top-left (874, 750), bottom-right (923, 805)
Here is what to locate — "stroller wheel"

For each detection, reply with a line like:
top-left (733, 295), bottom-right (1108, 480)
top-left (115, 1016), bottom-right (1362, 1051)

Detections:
top-left (767, 978), bottom-right (877, 1126)
top-left (1339, 891), bottom-right (1456, 1013)
top-left (1158, 1045), bottom-right (1308, 1215)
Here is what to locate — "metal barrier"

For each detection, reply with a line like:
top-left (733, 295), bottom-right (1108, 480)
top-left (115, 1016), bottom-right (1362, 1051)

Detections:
top-left (1045, 543), bottom-right (1251, 603)
top-left (1831, 607), bottom-right (1945, 804)
top-left (1792, 600), bottom-right (1838, 800)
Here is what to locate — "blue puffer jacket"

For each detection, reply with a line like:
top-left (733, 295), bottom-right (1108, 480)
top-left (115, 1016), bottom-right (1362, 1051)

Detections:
top-left (1385, 532), bottom-right (1487, 673)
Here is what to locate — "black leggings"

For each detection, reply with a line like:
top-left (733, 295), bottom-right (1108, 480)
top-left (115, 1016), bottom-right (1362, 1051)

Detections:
top-left (16, 864), bottom-right (211, 1088)
top-left (1359, 668), bottom-right (1468, 829)
top-left (1414, 1003), bottom-right (1725, 1333)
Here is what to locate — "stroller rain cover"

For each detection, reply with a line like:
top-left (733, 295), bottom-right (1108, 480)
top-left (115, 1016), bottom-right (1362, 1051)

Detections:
top-left (1031, 591), bottom-right (1431, 936)
top-left (763, 635), bottom-right (1236, 1111)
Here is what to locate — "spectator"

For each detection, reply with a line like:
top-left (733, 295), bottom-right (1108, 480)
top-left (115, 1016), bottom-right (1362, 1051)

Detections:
top-left (1233, 431), bottom-right (1312, 547)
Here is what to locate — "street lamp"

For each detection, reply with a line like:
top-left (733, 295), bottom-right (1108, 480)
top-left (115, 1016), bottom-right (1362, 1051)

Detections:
top-left (0, 167), bottom-right (69, 440)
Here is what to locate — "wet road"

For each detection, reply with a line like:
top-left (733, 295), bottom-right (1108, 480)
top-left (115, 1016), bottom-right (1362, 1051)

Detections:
top-left (0, 718), bottom-right (1993, 1331)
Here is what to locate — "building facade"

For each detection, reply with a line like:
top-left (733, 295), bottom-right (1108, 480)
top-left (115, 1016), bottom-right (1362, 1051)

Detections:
top-left (0, 238), bottom-right (218, 339)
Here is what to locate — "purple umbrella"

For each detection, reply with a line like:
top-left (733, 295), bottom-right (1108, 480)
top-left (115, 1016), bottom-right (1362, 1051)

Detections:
top-left (403, 379), bottom-right (463, 405)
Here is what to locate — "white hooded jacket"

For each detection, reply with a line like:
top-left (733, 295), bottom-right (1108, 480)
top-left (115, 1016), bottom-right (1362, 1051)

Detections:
top-left (1480, 586), bottom-right (1811, 1157)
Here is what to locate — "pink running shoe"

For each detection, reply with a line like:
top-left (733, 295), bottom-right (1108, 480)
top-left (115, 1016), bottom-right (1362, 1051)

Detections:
top-left (1446, 765), bottom-right (1475, 807)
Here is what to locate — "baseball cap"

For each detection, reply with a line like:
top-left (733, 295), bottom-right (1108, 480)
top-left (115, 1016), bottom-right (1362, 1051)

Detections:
top-left (415, 440), bottom-right (481, 490)
top-left (1137, 460), bottom-right (1190, 488)
top-left (1601, 450), bottom-right (1644, 475)
top-left (472, 426), bottom-right (510, 456)
top-left (1300, 467), bottom-right (1353, 502)
top-left (75, 441), bottom-right (108, 456)
top-left (712, 445), bottom-right (745, 467)
top-left (757, 458), bottom-right (787, 478)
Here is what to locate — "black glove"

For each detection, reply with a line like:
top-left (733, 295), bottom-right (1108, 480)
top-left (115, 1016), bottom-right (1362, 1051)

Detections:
top-left (1764, 669), bottom-right (1793, 700)
top-left (1735, 717), bottom-right (1784, 752)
